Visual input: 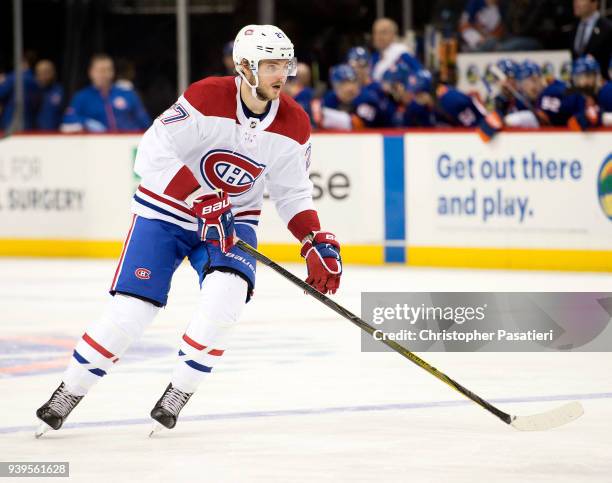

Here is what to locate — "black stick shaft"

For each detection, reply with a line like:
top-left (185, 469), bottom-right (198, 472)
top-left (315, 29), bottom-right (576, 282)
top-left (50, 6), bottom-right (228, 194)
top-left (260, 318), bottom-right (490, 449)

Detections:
top-left (237, 240), bottom-right (512, 425)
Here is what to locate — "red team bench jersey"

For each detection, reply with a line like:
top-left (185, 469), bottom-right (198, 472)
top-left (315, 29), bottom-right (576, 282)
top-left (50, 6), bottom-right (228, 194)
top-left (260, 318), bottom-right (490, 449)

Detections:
top-left (132, 76), bottom-right (314, 233)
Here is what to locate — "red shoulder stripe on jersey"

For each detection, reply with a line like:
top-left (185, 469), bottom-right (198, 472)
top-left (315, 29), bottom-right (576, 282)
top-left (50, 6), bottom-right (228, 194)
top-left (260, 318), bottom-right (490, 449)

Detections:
top-left (288, 209), bottom-right (321, 241)
top-left (139, 185), bottom-right (196, 217)
top-left (163, 165), bottom-right (201, 201)
top-left (184, 76), bottom-right (238, 120)
top-left (266, 93), bottom-right (311, 145)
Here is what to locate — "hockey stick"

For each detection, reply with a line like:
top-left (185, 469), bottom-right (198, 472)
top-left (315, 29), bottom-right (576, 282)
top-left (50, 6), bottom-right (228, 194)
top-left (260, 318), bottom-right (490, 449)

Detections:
top-left (487, 64), bottom-right (541, 117)
top-left (236, 239), bottom-right (584, 431)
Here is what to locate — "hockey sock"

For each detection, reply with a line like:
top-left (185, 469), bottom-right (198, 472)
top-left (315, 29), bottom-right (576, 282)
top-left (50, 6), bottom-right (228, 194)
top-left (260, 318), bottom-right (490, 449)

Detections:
top-left (63, 294), bottom-right (159, 396)
top-left (171, 271), bottom-right (248, 394)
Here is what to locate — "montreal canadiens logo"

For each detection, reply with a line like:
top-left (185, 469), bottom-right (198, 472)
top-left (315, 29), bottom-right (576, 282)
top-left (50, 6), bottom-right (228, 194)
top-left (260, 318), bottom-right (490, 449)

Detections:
top-left (135, 268), bottom-right (151, 280)
top-left (200, 149), bottom-right (264, 196)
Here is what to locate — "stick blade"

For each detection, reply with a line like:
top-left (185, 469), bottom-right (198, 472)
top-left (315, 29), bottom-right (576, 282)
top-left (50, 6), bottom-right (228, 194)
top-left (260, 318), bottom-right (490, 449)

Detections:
top-left (510, 401), bottom-right (584, 431)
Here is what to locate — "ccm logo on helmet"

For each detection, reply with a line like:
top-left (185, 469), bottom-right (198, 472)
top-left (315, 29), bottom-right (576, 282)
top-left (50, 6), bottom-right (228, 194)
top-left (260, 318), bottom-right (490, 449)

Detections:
top-left (135, 268), bottom-right (151, 280)
top-left (200, 149), bottom-right (265, 196)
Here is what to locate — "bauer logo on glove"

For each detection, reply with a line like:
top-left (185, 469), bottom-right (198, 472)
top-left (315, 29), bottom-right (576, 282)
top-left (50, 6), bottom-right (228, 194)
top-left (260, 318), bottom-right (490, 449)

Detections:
top-left (188, 189), bottom-right (236, 253)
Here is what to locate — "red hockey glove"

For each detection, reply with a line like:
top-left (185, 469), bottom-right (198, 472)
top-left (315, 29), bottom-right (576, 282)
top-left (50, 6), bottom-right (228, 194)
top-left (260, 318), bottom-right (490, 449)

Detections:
top-left (301, 231), bottom-right (342, 294)
top-left (189, 191), bottom-right (235, 253)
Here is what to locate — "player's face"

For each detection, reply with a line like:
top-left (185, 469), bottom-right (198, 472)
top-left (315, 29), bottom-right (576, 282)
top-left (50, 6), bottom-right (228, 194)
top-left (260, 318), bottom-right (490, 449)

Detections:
top-left (335, 80), bottom-right (360, 104)
top-left (573, 72), bottom-right (598, 92)
top-left (415, 91), bottom-right (433, 106)
top-left (520, 76), bottom-right (543, 100)
top-left (349, 61), bottom-right (370, 85)
top-left (256, 60), bottom-right (291, 101)
top-left (89, 59), bottom-right (114, 90)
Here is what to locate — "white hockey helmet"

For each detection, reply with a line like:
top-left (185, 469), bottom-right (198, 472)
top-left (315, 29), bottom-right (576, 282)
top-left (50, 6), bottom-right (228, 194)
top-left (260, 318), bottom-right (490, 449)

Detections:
top-left (232, 24), bottom-right (297, 93)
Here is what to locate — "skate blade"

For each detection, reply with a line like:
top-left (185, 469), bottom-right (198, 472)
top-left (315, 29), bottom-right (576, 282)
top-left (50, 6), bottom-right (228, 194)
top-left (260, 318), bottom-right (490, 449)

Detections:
top-left (35, 422), bottom-right (52, 439)
top-left (148, 421), bottom-right (165, 438)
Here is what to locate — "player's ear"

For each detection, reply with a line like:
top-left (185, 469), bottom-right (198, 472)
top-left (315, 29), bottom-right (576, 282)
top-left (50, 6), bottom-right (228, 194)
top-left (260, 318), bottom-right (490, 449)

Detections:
top-left (239, 59), bottom-right (250, 76)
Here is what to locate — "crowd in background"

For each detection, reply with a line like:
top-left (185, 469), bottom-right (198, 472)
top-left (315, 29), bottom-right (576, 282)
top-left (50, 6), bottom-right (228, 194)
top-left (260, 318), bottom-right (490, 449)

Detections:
top-left (1, 0), bottom-right (611, 136)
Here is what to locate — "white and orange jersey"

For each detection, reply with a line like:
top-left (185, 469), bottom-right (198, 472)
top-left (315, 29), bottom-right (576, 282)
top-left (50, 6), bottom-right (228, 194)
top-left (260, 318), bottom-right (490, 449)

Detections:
top-left (132, 76), bottom-right (314, 235)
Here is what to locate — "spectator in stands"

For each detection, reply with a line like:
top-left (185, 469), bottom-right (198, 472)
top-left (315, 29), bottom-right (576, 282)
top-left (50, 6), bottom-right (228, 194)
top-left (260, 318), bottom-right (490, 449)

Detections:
top-left (282, 62), bottom-right (314, 117)
top-left (61, 54), bottom-right (151, 132)
top-left (459, 0), bottom-right (505, 51)
top-left (571, 0), bottom-right (612, 79)
top-left (370, 18), bottom-right (422, 82)
top-left (115, 58), bottom-right (136, 91)
top-left (0, 55), bottom-right (41, 131)
top-left (34, 59), bottom-right (64, 131)
top-left (460, 0), bottom-right (545, 52)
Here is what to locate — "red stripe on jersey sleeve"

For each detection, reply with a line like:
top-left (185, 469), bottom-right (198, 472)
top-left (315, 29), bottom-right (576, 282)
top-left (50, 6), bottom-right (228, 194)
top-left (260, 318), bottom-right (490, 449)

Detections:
top-left (163, 165), bottom-right (201, 201)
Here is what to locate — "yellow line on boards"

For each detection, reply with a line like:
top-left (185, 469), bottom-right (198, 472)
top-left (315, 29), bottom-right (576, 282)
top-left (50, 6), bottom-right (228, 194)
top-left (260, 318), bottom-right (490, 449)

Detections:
top-left (0, 240), bottom-right (384, 265)
top-left (407, 246), bottom-right (612, 272)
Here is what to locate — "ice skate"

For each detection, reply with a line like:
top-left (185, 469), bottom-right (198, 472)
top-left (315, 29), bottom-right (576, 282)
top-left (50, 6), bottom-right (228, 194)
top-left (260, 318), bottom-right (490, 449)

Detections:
top-left (149, 383), bottom-right (193, 435)
top-left (35, 382), bottom-right (83, 437)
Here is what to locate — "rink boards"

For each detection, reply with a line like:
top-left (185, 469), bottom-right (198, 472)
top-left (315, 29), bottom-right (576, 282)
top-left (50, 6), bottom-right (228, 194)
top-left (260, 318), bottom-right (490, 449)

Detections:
top-left (0, 129), bottom-right (610, 271)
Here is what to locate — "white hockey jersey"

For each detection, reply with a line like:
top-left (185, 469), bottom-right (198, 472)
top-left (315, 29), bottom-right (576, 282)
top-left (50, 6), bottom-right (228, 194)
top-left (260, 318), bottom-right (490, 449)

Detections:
top-left (132, 76), bottom-right (315, 236)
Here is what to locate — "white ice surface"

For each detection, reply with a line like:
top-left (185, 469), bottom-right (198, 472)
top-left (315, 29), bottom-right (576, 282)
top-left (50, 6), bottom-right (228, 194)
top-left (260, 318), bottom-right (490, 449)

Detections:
top-left (0, 259), bottom-right (611, 483)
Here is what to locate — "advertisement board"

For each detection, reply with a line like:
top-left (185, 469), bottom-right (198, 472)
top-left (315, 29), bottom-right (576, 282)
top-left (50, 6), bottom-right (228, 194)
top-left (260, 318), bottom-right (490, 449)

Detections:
top-left (404, 131), bottom-right (612, 270)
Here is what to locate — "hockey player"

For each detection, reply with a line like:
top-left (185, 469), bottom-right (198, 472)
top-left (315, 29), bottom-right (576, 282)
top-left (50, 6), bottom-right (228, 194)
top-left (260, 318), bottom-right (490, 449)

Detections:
top-left (537, 56), bottom-right (602, 130)
top-left (282, 62), bottom-right (315, 121)
top-left (395, 68), bottom-right (487, 128)
top-left (35, 25), bottom-right (342, 436)
top-left (479, 60), bottom-right (544, 138)
top-left (599, 59), bottom-right (612, 125)
top-left (318, 64), bottom-right (390, 129)
top-left (346, 47), bottom-right (396, 125)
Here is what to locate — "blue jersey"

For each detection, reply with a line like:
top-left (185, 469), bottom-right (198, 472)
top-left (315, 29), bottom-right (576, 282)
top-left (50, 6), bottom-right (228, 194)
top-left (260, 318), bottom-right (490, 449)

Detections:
top-left (323, 87), bottom-right (391, 127)
top-left (293, 86), bottom-right (314, 119)
top-left (435, 86), bottom-right (485, 127)
top-left (493, 91), bottom-right (530, 116)
top-left (364, 81), bottom-right (396, 125)
top-left (598, 82), bottom-right (612, 112)
top-left (63, 84), bottom-right (151, 132)
top-left (400, 101), bottom-right (436, 127)
top-left (36, 83), bottom-right (64, 130)
top-left (537, 80), bottom-right (585, 126)
top-left (371, 51), bottom-right (423, 79)
top-left (0, 69), bottom-right (41, 130)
